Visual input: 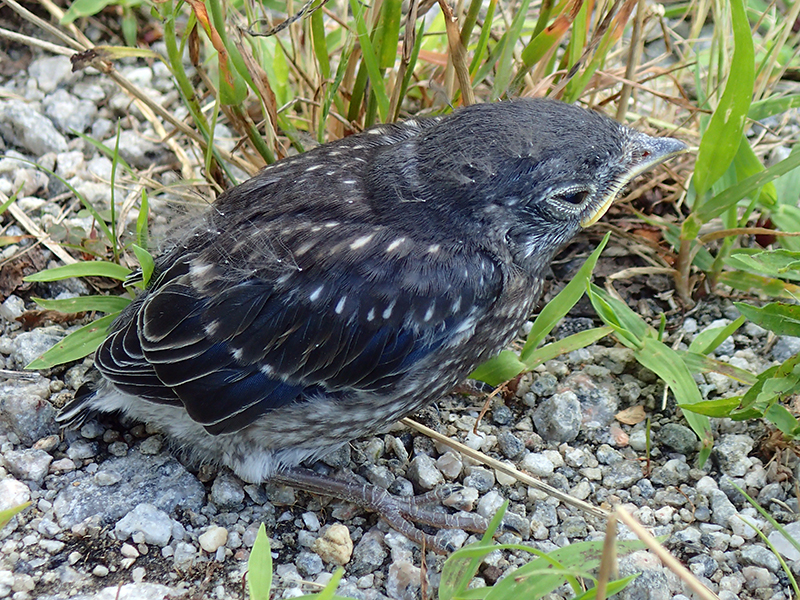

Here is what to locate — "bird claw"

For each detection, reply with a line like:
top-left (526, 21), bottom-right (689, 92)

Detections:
top-left (271, 467), bottom-right (488, 554)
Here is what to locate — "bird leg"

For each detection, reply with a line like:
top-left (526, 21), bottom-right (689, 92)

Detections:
top-left (270, 466), bottom-right (488, 553)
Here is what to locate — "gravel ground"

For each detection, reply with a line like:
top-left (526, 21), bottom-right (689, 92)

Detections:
top-left (1, 31), bottom-right (800, 600)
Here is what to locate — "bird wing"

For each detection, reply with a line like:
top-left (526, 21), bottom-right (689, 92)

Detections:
top-left (95, 225), bottom-right (503, 435)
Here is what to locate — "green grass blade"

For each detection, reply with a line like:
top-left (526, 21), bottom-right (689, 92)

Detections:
top-left (469, 350), bottom-right (526, 386)
top-left (24, 261), bottom-right (132, 283)
top-left (248, 524), bottom-right (272, 600)
top-left (696, 144), bottom-right (800, 222)
top-left (491, 0), bottom-right (533, 99)
top-left (348, 0), bottom-right (390, 122)
top-left (25, 313), bottom-right (118, 370)
top-left (32, 296), bottom-right (131, 314)
top-left (520, 232), bottom-right (610, 361)
top-left (693, 0), bottom-right (754, 197)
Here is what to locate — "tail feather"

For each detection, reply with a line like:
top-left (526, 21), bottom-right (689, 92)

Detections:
top-left (56, 382), bottom-right (100, 429)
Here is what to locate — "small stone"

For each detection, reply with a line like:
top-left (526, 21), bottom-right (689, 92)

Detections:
top-left (769, 522), bottom-right (800, 561)
top-left (302, 512), bottom-right (321, 532)
top-left (533, 391), bottom-right (581, 442)
top-left (712, 434), bottom-right (754, 477)
top-left (441, 486), bottom-right (479, 511)
top-left (520, 452), bottom-right (555, 477)
top-left (463, 466), bottom-right (495, 493)
top-left (115, 503), bottom-right (173, 547)
top-left (3, 448), bottom-right (52, 483)
top-left (477, 490), bottom-right (505, 519)
top-left (740, 545), bottom-right (781, 572)
top-left (436, 452), bottom-right (462, 480)
top-left (199, 526), bottom-right (228, 553)
top-left (79, 421), bottom-right (104, 439)
top-left (210, 472), bottom-right (245, 510)
top-left (497, 431), bottom-right (524, 459)
top-left (138, 436), bottom-right (162, 455)
top-left (173, 541), bottom-right (197, 567)
top-left (312, 524), bottom-right (353, 566)
top-left (658, 423), bottom-right (698, 455)
top-left (350, 529), bottom-right (387, 576)
top-left (92, 565), bottom-right (109, 577)
top-left (0, 478), bottom-right (30, 512)
top-left (296, 551), bottom-right (324, 577)
top-left (407, 454), bottom-right (444, 491)
top-left (121, 543), bottom-right (140, 559)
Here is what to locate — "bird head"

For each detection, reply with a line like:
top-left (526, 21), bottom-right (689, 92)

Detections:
top-left (367, 98), bottom-right (687, 274)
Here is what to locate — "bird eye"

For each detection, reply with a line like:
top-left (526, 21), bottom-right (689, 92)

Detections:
top-left (555, 190), bottom-right (589, 205)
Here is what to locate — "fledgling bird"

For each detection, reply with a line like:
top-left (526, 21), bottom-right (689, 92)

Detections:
top-left (59, 99), bottom-right (686, 549)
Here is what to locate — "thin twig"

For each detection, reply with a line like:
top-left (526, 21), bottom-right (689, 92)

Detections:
top-left (401, 417), bottom-right (609, 519)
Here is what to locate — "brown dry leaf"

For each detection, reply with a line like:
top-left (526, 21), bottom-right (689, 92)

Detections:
top-left (16, 310), bottom-right (86, 330)
top-left (615, 405), bottom-right (646, 425)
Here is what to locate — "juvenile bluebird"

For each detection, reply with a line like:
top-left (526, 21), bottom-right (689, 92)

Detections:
top-left (59, 99), bottom-right (686, 549)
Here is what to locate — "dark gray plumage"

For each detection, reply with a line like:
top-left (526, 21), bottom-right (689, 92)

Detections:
top-left (59, 99), bottom-right (686, 547)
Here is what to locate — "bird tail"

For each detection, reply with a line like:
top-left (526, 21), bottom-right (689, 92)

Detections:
top-left (57, 382), bottom-right (100, 429)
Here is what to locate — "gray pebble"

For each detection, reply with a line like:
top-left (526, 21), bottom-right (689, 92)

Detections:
top-left (496, 431), bottom-right (524, 459)
top-left (773, 336), bottom-right (800, 362)
top-left (531, 372), bottom-right (557, 396)
top-left (295, 551), bottom-right (323, 576)
top-left (115, 503), bottom-right (173, 546)
top-left (740, 545), bottom-right (782, 572)
top-left (0, 100), bottom-right (68, 155)
top-left (210, 472), bottom-right (245, 510)
top-left (463, 466), bottom-right (495, 493)
top-left (407, 454), bottom-right (443, 491)
top-left (533, 391), bottom-right (581, 442)
top-left (658, 423), bottom-right (698, 455)
top-left (3, 448), bottom-right (52, 484)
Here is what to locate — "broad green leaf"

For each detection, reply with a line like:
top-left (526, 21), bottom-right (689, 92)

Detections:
top-left (24, 261), bottom-right (131, 283)
top-left (735, 302), bottom-right (800, 337)
top-left (635, 336), bottom-right (712, 464)
top-left (61, 0), bottom-right (118, 23)
top-left (733, 136), bottom-right (777, 207)
top-left (521, 233), bottom-right (610, 361)
top-left (676, 396), bottom-right (741, 418)
top-left (693, 0), bottom-right (754, 197)
top-left (131, 244), bottom-right (155, 287)
top-left (688, 316), bottom-right (745, 355)
top-left (717, 270), bottom-right (800, 299)
top-left (771, 204), bottom-right (800, 252)
top-left (376, 0), bottom-right (402, 69)
top-left (726, 249), bottom-right (800, 282)
top-left (764, 404), bottom-right (800, 437)
top-left (32, 295), bottom-right (131, 314)
top-left (697, 146), bottom-right (800, 223)
top-left (248, 524), bottom-right (273, 600)
top-left (572, 575), bottom-right (639, 600)
top-left (748, 94), bottom-right (800, 121)
top-left (26, 313), bottom-right (118, 370)
top-left (523, 326), bottom-right (613, 371)
top-left (480, 540), bottom-right (646, 600)
top-left (586, 284), bottom-right (649, 348)
top-left (0, 502), bottom-right (30, 530)
top-left (679, 350), bottom-right (757, 385)
top-left (492, 0), bottom-right (533, 99)
top-left (470, 351), bottom-right (526, 387)
top-left (440, 502), bottom-right (508, 600)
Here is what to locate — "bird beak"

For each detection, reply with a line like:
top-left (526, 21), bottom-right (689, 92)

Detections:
top-left (580, 135), bottom-right (689, 228)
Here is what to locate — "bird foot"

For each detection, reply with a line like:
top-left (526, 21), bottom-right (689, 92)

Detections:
top-left (271, 466), bottom-right (488, 553)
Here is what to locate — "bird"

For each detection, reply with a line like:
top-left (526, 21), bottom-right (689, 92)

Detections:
top-left (58, 98), bottom-right (687, 550)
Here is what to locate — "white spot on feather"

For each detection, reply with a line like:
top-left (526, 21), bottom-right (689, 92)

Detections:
top-left (309, 286), bottom-right (324, 302)
top-left (366, 308), bottom-right (375, 321)
top-left (305, 164), bottom-right (323, 172)
top-left (335, 296), bottom-right (347, 314)
top-left (350, 234), bottom-right (374, 250)
top-left (382, 300), bottom-right (395, 320)
top-left (424, 302), bottom-right (435, 322)
top-left (386, 237), bottom-right (406, 252)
